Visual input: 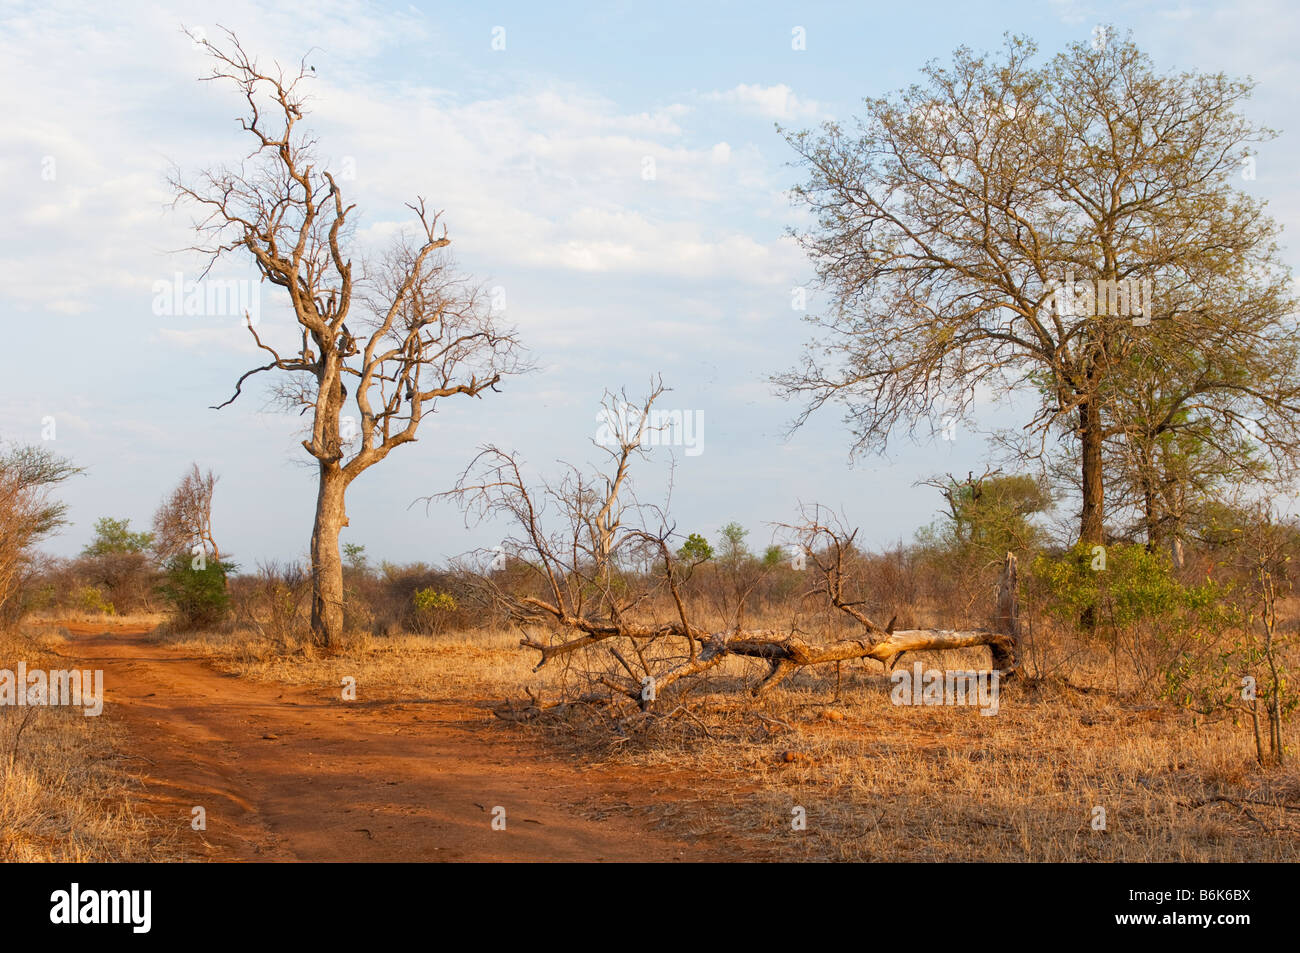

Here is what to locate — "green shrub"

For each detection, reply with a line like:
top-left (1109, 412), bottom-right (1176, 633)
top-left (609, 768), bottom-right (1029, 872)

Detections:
top-left (1030, 542), bottom-right (1236, 693)
top-left (1031, 542), bottom-right (1218, 629)
top-left (157, 555), bottom-right (232, 630)
top-left (73, 585), bottom-right (115, 616)
top-left (413, 588), bottom-right (457, 613)
top-left (411, 588), bottom-right (458, 635)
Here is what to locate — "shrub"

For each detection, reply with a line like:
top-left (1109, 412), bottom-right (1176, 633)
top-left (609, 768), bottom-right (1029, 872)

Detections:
top-left (230, 561), bottom-right (309, 647)
top-left (1032, 542), bottom-right (1194, 629)
top-left (1030, 541), bottom-right (1233, 692)
top-left (73, 585), bottom-right (115, 616)
top-left (157, 555), bottom-right (232, 631)
top-left (411, 588), bottom-right (458, 635)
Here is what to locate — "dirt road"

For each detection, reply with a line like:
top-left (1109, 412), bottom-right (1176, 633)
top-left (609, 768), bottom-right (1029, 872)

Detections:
top-left (50, 623), bottom-right (747, 862)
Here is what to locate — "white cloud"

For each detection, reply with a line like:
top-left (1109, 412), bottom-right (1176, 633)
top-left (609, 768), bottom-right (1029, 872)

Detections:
top-left (0, 1), bottom-right (811, 339)
top-left (702, 83), bottom-right (823, 120)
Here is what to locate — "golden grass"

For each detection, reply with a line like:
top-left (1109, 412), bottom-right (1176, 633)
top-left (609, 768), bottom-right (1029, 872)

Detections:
top-left (23, 609), bottom-right (169, 628)
top-left (155, 621), bottom-right (1300, 862)
top-left (0, 624), bottom-right (182, 861)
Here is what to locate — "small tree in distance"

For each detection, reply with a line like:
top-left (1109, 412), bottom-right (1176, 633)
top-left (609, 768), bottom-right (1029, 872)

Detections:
top-left (717, 522), bottom-right (750, 568)
top-left (152, 463), bottom-right (222, 564)
top-left (675, 533), bottom-right (713, 564)
top-left (81, 517), bottom-right (152, 558)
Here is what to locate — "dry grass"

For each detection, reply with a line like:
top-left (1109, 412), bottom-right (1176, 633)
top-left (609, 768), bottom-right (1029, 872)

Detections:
top-left (22, 609), bottom-right (169, 629)
top-left (0, 624), bottom-right (182, 861)
top-left (154, 621), bottom-right (1300, 862)
top-left (152, 626), bottom-right (537, 701)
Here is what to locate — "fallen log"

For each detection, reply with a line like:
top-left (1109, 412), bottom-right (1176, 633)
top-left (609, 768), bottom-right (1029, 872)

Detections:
top-left (546, 552), bottom-right (1023, 703)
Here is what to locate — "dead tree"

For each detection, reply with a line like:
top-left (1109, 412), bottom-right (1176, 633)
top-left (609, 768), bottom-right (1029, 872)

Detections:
top-left (444, 386), bottom-right (1019, 718)
top-left (152, 463), bottom-right (222, 563)
top-left (169, 30), bottom-right (524, 646)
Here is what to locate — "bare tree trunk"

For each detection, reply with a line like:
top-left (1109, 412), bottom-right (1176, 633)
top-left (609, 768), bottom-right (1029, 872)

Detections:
top-left (1079, 399), bottom-right (1105, 545)
top-left (310, 465), bottom-right (347, 648)
top-left (1250, 697), bottom-right (1265, 766)
top-left (1142, 482), bottom-right (1158, 553)
top-left (994, 552), bottom-right (1020, 673)
top-left (1170, 536), bottom-right (1185, 572)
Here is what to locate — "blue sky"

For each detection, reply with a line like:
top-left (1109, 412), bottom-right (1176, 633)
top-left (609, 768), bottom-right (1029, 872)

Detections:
top-left (3, 0), bottom-right (1298, 566)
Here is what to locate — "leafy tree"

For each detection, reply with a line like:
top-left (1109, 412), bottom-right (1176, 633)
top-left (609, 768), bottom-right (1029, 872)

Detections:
top-left (676, 533), bottom-right (714, 564)
top-left (343, 542), bottom-right (369, 572)
top-left (81, 517), bottom-right (153, 557)
top-left (781, 30), bottom-right (1300, 546)
top-left (924, 472), bottom-right (1051, 565)
top-left (717, 522), bottom-right (750, 566)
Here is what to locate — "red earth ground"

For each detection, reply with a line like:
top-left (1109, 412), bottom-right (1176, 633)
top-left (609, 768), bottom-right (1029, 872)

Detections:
top-left (46, 621), bottom-right (760, 862)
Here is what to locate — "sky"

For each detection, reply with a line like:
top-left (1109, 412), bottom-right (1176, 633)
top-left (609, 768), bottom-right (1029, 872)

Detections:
top-left (2, 0), bottom-right (1299, 567)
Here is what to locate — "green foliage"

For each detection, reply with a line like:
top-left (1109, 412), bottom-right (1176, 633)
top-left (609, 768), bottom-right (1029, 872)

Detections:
top-left (413, 588), bottom-right (458, 613)
top-left (82, 517), bottom-right (154, 557)
top-left (927, 474), bottom-right (1050, 563)
top-left (157, 555), bottom-right (232, 630)
top-left (73, 585), bottom-right (115, 616)
top-left (761, 544), bottom-right (786, 569)
top-left (343, 542), bottom-right (368, 572)
top-left (1031, 542), bottom-right (1226, 630)
top-left (717, 522), bottom-right (749, 565)
top-left (676, 533), bottom-right (714, 564)
top-left (410, 587), bottom-right (459, 636)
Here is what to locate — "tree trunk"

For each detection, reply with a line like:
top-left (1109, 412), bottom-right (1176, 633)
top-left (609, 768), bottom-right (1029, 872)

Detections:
top-left (994, 552), bottom-right (1020, 673)
top-left (1142, 481), bottom-right (1158, 553)
top-left (1079, 399), bottom-right (1105, 545)
top-left (310, 464), bottom-right (347, 648)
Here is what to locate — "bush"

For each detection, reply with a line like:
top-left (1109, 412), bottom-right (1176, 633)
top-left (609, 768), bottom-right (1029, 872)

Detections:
top-left (411, 588), bottom-right (458, 635)
top-left (228, 561), bottom-right (309, 647)
top-left (157, 556), bottom-right (233, 630)
top-left (1029, 541), bottom-right (1233, 692)
top-left (1032, 542), bottom-right (1194, 629)
top-left (73, 585), bottom-right (115, 616)
top-left (360, 562), bottom-right (480, 636)
top-left (74, 552), bottom-right (159, 613)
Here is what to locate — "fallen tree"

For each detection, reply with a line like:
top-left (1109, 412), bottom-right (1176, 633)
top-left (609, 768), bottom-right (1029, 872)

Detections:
top-left (441, 385), bottom-right (1020, 718)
